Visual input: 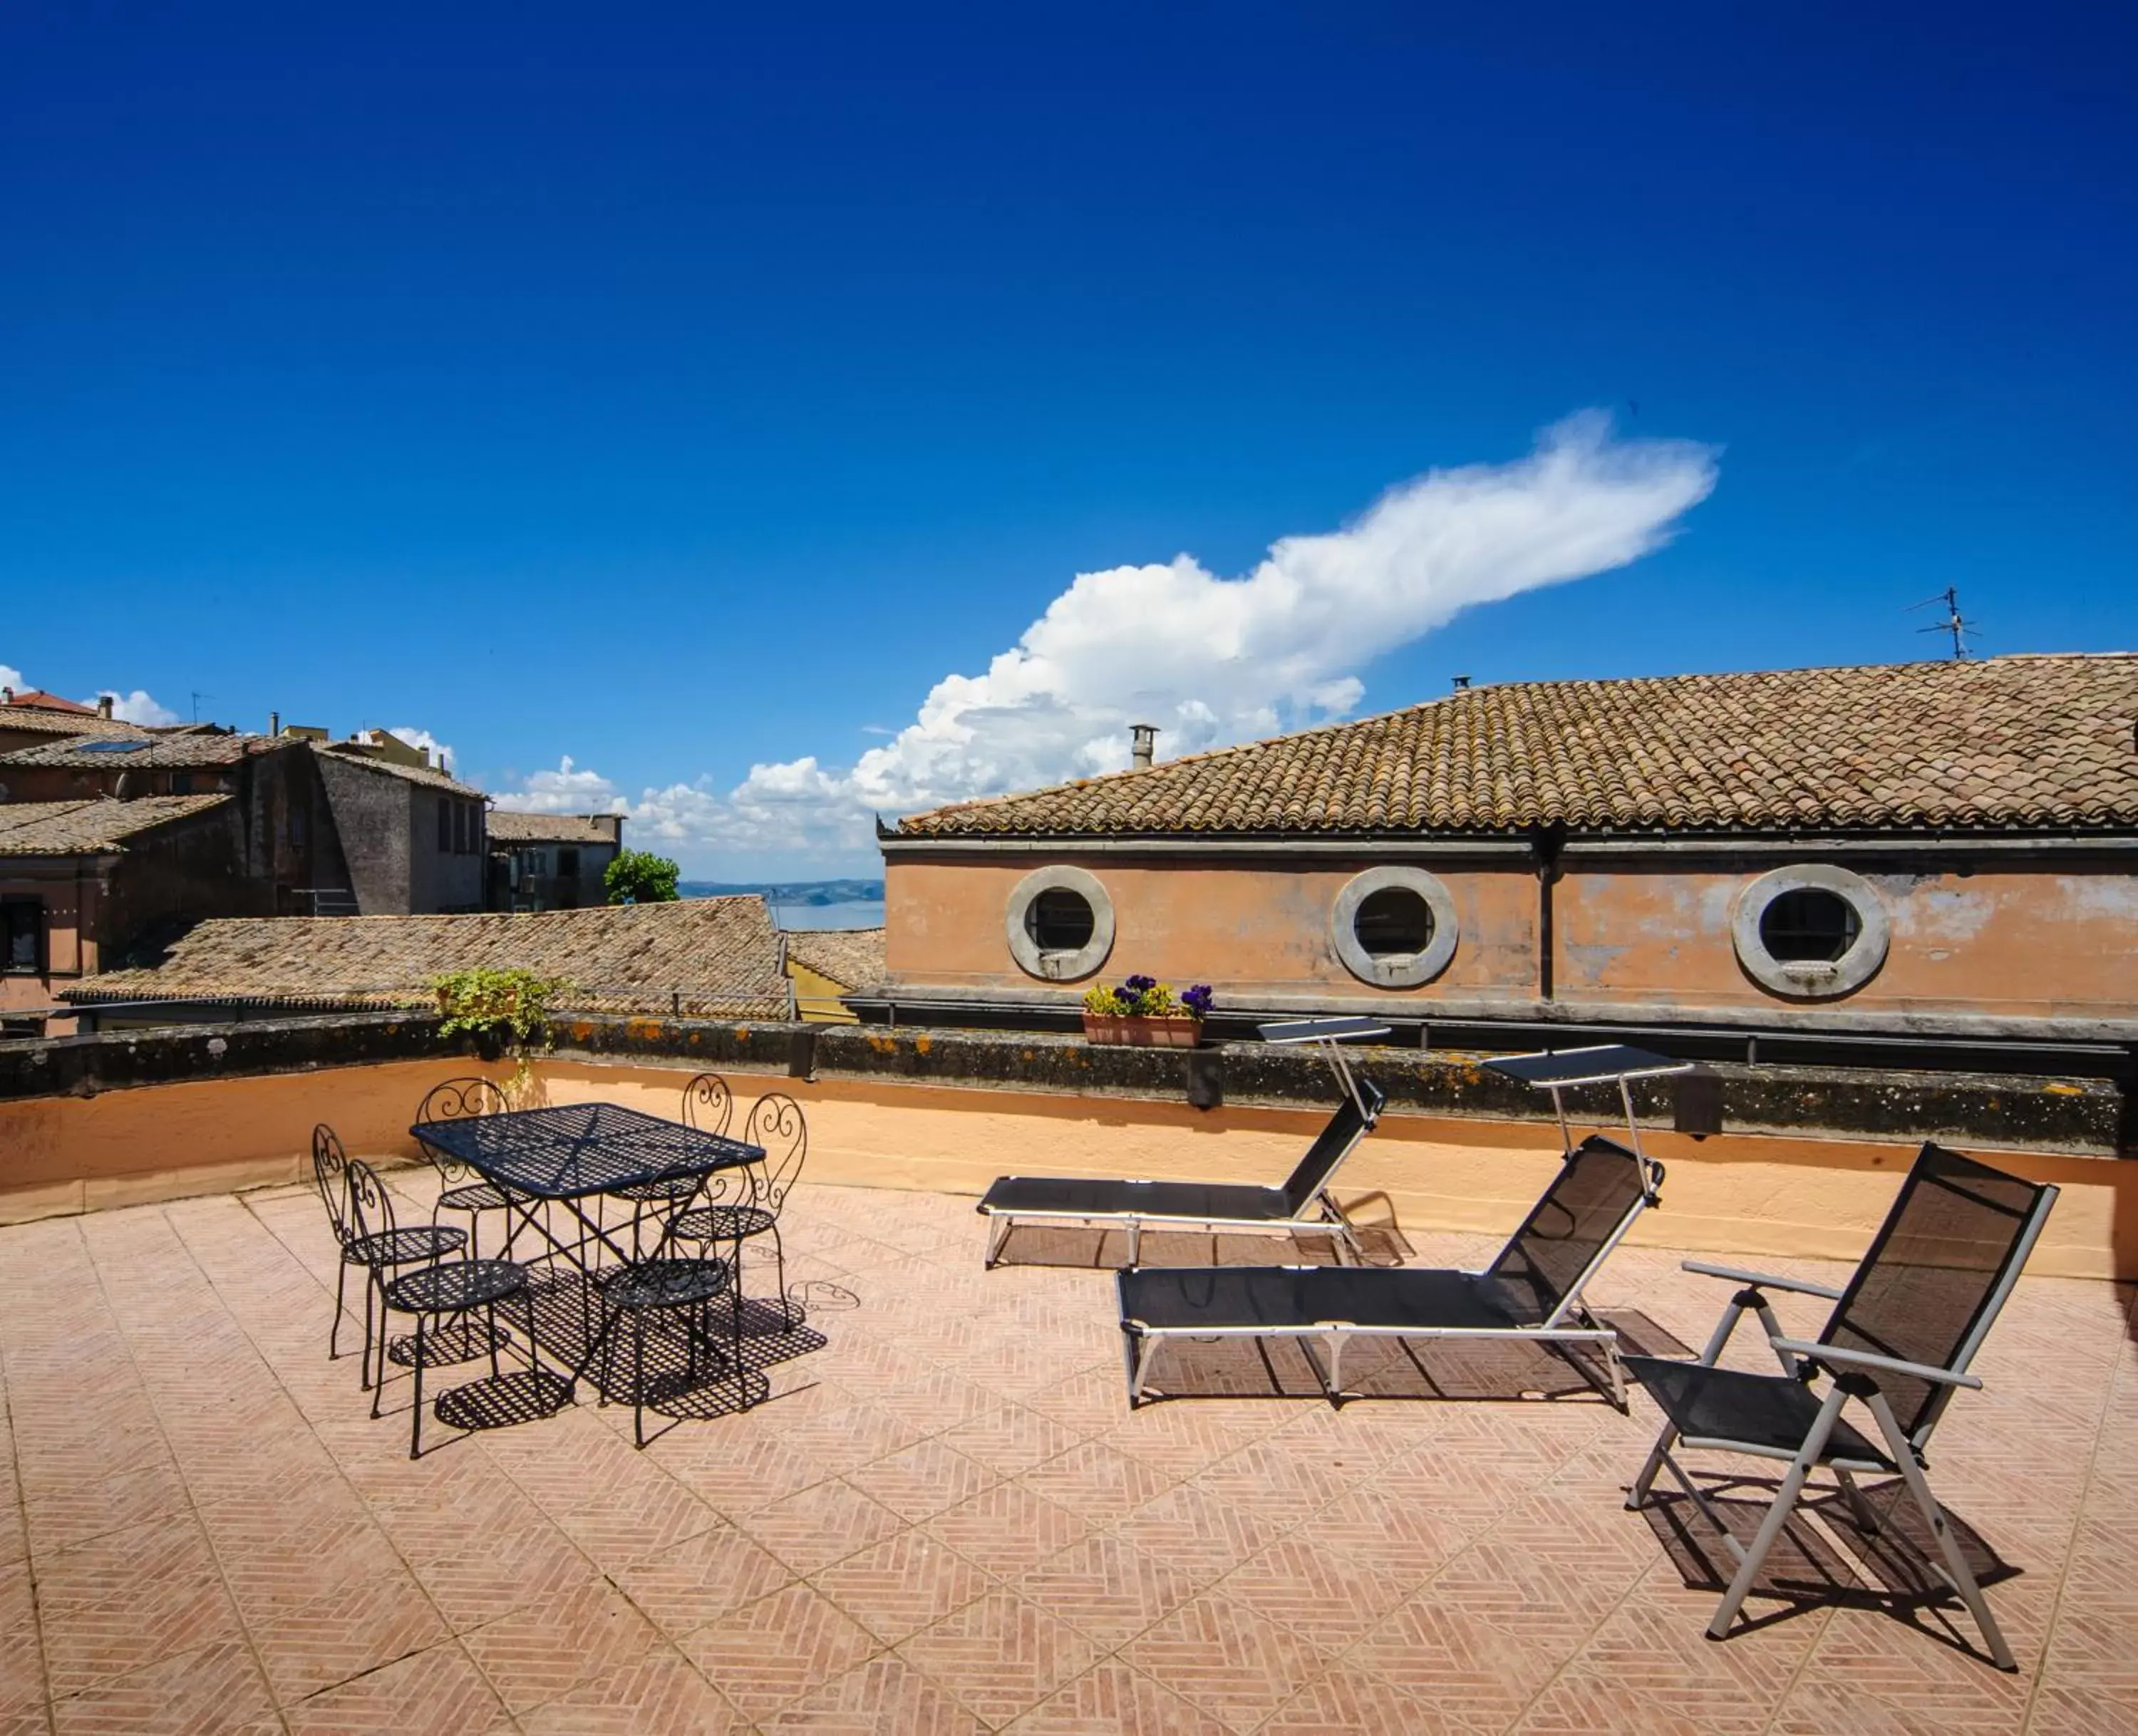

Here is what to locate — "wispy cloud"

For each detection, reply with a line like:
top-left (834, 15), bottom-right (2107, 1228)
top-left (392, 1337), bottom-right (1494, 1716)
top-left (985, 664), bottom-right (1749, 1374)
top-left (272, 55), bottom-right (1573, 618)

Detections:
top-left (386, 725), bottom-right (458, 774)
top-left (494, 413), bottom-right (1719, 868)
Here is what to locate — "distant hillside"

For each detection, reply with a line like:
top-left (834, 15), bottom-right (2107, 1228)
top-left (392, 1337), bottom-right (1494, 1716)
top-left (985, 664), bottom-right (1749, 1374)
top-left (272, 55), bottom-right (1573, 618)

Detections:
top-left (680, 878), bottom-right (884, 907)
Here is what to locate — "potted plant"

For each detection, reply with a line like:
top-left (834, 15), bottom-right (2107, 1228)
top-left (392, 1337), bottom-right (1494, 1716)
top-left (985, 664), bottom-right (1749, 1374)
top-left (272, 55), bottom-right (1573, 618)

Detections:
top-left (1081, 976), bottom-right (1214, 1047)
top-left (432, 967), bottom-right (567, 1100)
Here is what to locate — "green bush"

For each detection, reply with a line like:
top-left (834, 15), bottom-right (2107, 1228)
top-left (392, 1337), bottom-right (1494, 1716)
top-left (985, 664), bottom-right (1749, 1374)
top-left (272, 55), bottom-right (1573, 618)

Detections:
top-left (432, 967), bottom-right (567, 1046)
top-left (605, 849), bottom-right (681, 904)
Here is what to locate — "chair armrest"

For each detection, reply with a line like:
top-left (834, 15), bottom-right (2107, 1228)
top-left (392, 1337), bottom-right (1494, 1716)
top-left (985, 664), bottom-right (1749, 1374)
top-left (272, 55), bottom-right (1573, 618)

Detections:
top-left (1681, 1259), bottom-right (1846, 1301)
top-left (1769, 1337), bottom-right (1983, 1390)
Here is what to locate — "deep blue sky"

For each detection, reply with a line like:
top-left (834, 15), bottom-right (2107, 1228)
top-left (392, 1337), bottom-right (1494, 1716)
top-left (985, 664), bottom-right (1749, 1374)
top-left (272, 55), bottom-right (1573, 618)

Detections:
top-left (5, 4), bottom-right (2134, 874)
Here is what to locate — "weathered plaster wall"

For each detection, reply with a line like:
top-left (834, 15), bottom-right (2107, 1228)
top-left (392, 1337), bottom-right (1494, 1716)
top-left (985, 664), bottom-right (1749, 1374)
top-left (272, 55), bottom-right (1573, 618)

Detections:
top-left (886, 859), bottom-right (1539, 1001)
top-left (886, 854), bottom-right (2138, 1022)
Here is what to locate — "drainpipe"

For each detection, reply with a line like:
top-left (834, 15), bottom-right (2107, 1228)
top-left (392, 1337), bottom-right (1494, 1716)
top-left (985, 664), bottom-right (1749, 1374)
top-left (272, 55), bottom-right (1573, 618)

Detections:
top-left (1532, 825), bottom-right (1564, 1003)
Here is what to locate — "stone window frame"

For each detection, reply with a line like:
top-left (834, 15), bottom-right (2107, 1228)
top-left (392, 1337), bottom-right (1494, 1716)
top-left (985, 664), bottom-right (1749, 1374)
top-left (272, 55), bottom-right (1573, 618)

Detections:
top-left (1731, 862), bottom-right (1890, 999)
top-left (1330, 865), bottom-right (1460, 988)
top-left (1006, 864), bottom-right (1116, 983)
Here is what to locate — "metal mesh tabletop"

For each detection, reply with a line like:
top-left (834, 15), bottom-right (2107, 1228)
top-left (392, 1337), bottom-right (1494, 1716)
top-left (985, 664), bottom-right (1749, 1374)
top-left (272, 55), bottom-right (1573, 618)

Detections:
top-left (410, 1102), bottom-right (763, 1201)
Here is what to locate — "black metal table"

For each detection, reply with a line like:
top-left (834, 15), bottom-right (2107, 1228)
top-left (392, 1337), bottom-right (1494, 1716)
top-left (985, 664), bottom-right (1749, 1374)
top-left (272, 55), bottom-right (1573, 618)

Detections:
top-left (410, 1101), bottom-right (764, 1278)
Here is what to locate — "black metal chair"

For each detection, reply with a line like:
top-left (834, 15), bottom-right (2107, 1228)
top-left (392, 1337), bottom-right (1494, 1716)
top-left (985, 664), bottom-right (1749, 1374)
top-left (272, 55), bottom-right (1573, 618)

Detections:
top-left (346, 1152), bottom-right (545, 1457)
top-left (607, 1073), bottom-right (735, 1254)
top-left (1623, 1142), bottom-right (2058, 1670)
top-left (413, 1076), bottom-right (517, 1256)
top-left (587, 1256), bottom-right (738, 1447)
top-left (310, 1124), bottom-right (468, 1381)
top-left (667, 1092), bottom-right (808, 1329)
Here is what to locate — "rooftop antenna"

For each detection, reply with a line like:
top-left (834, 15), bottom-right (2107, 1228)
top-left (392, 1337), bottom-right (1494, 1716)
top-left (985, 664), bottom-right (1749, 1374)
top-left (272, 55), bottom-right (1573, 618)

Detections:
top-left (1908, 587), bottom-right (1981, 660)
top-left (190, 690), bottom-right (214, 723)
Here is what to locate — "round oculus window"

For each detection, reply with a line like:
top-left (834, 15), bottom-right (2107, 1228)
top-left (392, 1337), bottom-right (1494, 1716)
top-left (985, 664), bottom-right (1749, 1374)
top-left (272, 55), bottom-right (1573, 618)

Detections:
top-left (1004, 865), bottom-right (1115, 981)
top-left (1331, 867), bottom-right (1459, 988)
top-left (1732, 864), bottom-right (1887, 998)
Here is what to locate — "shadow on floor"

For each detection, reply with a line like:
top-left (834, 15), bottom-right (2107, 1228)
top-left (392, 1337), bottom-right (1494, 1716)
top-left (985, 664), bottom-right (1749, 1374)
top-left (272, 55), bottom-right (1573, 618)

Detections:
top-left (1637, 1477), bottom-right (2020, 1662)
top-left (988, 1222), bottom-right (1416, 1271)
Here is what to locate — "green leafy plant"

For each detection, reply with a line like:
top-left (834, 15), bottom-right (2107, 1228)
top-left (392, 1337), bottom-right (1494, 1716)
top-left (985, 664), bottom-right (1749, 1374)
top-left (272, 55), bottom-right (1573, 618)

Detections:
top-left (432, 968), bottom-right (567, 1046)
top-left (604, 849), bottom-right (681, 904)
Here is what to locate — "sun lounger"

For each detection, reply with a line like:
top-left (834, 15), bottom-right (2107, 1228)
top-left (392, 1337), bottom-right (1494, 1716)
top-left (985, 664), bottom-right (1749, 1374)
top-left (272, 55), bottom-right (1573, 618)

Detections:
top-left (1116, 1132), bottom-right (1661, 1407)
top-left (978, 1078), bottom-right (1387, 1268)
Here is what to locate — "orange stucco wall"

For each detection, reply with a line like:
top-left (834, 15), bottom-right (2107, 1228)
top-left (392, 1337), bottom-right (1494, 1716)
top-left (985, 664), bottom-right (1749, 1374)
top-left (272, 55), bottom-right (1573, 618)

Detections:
top-left (884, 855), bottom-right (2138, 1019)
top-left (887, 859), bottom-right (1538, 1001)
top-left (4, 1053), bottom-right (2133, 1280)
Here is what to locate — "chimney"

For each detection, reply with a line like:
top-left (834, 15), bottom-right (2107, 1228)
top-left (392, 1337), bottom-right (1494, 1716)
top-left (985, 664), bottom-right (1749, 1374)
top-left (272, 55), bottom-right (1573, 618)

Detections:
top-left (1451, 675), bottom-right (1471, 691)
top-left (1130, 723), bottom-right (1158, 770)
top-left (2, 688), bottom-right (14, 706)
top-left (269, 710), bottom-right (279, 737)
top-left (419, 747), bottom-right (431, 768)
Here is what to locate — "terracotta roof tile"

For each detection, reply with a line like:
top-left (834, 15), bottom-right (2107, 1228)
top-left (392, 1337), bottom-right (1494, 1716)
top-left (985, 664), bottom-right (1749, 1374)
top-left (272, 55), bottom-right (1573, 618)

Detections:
top-left (783, 927), bottom-right (886, 991)
top-left (0, 708), bottom-right (155, 741)
top-left (2, 690), bottom-right (98, 715)
top-left (0, 796), bottom-right (233, 856)
top-left (0, 731), bottom-right (283, 770)
top-left (312, 743), bottom-right (487, 797)
top-left (485, 811), bottom-right (623, 844)
top-left (63, 898), bottom-right (792, 1018)
top-left (894, 655), bottom-right (2138, 839)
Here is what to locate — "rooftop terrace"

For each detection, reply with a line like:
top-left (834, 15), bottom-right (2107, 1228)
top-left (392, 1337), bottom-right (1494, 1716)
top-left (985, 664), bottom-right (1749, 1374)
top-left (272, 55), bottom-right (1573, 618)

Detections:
top-left (2, 1151), bottom-right (2131, 1735)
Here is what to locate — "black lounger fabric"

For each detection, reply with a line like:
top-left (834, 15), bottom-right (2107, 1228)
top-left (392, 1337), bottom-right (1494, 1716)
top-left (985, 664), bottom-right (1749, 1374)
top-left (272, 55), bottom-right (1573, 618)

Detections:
top-left (1479, 1136), bottom-right (1647, 1324)
top-left (1117, 1265), bottom-right (1527, 1334)
top-left (978, 1177), bottom-right (1290, 1222)
top-left (1621, 1355), bottom-right (1894, 1467)
top-left (979, 1081), bottom-right (1382, 1224)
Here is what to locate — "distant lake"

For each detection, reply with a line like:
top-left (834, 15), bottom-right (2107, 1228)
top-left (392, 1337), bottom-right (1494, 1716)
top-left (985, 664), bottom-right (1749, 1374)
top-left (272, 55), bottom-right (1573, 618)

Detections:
top-left (770, 899), bottom-right (884, 931)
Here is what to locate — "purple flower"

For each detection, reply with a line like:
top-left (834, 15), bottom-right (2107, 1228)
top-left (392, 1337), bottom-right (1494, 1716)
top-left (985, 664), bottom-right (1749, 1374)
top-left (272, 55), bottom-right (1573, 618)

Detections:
top-left (1182, 983), bottom-right (1214, 1017)
top-left (1122, 974), bottom-right (1157, 996)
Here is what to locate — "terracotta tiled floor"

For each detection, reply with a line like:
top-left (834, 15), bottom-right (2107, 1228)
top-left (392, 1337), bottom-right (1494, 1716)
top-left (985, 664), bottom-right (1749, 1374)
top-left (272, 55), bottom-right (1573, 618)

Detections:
top-left (1, 1169), bottom-right (2133, 1734)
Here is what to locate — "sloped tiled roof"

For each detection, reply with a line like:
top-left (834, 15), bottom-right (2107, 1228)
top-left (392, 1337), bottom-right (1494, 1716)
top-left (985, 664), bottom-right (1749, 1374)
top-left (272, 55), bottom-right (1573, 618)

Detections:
top-left (894, 656), bottom-right (2138, 840)
top-left (0, 796), bottom-right (233, 856)
top-left (784, 927), bottom-right (886, 991)
top-left (312, 743), bottom-right (487, 797)
top-left (0, 731), bottom-right (281, 770)
top-left (0, 707), bottom-right (154, 742)
top-left (3, 690), bottom-right (97, 715)
top-left (64, 897), bottom-right (792, 1018)
top-left (485, 811), bottom-right (622, 844)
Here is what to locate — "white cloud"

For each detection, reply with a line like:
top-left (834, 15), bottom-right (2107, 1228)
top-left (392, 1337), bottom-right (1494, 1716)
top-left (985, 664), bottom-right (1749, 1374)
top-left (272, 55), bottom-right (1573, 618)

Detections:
top-left (492, 755), bottom-right (628, 815)
top-left (0, 664), bottom-right (22, 693)
top-left (98, 688), bottom-right (182, 726)
top-left (386, 726), bottom-right (457, 773)
top-left (493, 413), bottom-right (1718, 869)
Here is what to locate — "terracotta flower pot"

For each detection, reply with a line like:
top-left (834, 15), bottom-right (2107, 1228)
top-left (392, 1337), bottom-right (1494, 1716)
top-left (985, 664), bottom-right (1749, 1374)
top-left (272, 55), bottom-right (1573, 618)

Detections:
top-left (1082, 1013), bottom-right (1203, 1048)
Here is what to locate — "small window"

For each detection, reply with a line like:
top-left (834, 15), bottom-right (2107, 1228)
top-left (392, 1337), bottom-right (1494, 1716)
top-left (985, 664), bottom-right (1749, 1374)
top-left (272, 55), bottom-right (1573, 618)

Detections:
top-left (1, 900), bottom-right (41, 974)
top-left (558, 847), bottom-right (580, 879)
top-left (170, 772), bottom-right (194, 796)
top-left (438, 795), bottom-right (452, 851)
top-left (1028, 887), bottom-right (1095, 953)
top-left (1353, 886), bottom-right (1434, 957)
top-left (1758, 888), bottom-right (1861, 963)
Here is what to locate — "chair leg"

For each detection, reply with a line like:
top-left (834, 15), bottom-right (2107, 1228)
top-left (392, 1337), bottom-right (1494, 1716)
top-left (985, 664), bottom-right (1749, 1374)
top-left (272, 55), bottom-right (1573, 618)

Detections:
top-left (769, 1223), bottom-right (793, 1328)
top-left (1706, 1387), bottom-right (1847, 1639)
top-left (330, 1257), bottom-right (349, 1360)
top-left (367, 1276), bottom-right (386, 1414)
top-left (1626, 1418), bottom-right (1679, 1509)
top-left (632, 1311), bottom-right (647, 1450)
top-left (409, 1314), bottom-right (427, 1460)
top-left (983, 1214), bottom-right (1012, 1269)
top-left (1865, 1393), bottom-right (2017, 1671)
top-left (1126, 1220), bottom-right (1142, 1269)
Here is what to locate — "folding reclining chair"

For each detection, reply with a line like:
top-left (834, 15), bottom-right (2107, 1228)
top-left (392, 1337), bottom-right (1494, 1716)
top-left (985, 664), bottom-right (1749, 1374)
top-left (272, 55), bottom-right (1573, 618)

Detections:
top-left (1623, 1141), bottom-right (2057, 1670)
top-left (978, 1016), bottom-right (1388, 1269)
top-left (1117, 1132), bottom-right (1661, 1407)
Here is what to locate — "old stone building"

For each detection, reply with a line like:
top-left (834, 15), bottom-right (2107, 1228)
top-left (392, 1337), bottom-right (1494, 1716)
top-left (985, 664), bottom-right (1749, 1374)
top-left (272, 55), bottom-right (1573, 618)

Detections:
top-left (867, 654), bottom-right (2138, 1047)
top-left (485, 812), bottom-right (624, 911)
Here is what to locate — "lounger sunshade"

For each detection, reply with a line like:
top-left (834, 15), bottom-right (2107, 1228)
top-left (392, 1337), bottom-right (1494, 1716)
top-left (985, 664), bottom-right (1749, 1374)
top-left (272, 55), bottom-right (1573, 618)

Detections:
top-left (977, 1079), bottom-right (1386, 1268)
top-left (1117, 1132), bottom-right (1660, 1407)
